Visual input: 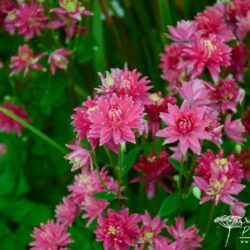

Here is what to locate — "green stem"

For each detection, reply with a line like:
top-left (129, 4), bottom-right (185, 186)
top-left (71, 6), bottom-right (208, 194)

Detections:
top-left (117, 145), bottom-right (124, 199)
top-left (104, 146), bottom-right (116, 174)
top-left (206, 202), bottom-right (216, 235)
top-left (0, 107), bottom-right (66, 154)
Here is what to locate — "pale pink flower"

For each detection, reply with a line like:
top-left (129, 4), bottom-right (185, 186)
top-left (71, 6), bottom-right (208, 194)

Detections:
top-left (195, 6), bottom-right (234, 42)
top-left (156, 102), bottom-right (211, 155)
top-left (194, 150), bottom-right (244, 205)
top-left (224, 114), bottom-right (246, 143)
top-left (230, 200), bottom-right (248, 217)
top-left (10, 45), bottom-right (46, 77)
top-left (145, 93), bottom-right (176, 137)
top-left (236, 11), bottom-right (250, 40)
top-left (0, 101), bottom-right (30, 135)
top-left (48, 49), bottom-right (71, 75)
top-left (137, 211), bottom-right (169, 250)
top-left (210, 78), bottom-right (245, 113)
top-left (55, 196), bottom-right (80, 227)
top-left (95, 208), bottom-right (140, 250)
top-left (30, 220), bottom-right (73, 250)
top-left (65, 144), bottom-right (93, 172)
top-left (97, 65), bottom-right (152, 105)
top-left (167, 20), bottom-right (199, 43)
top-left (13, 2), bottom-right (48, 40)
top-left (179, 35), bottom-right (231, 82)
top-left (166, 217), bottom-right (203, 250)
top-left (0, 143), bottom-right (7, 156)
top-left (88, 93), bottom-right (145, 146)
top-left (131, 150), bottom-right (174, 198)
top-left (159, 44), bottom-right (184, 88)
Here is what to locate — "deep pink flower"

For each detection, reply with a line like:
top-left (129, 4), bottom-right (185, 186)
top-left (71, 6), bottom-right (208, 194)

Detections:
top-left (30, 220), bottom-right (73, 250)
top-left (88, 93), bottom-right (145, 146)
top-left (98, 65), bottom-right (152, 105)
top-left (13, 3), bottom-right (48, 40)
top-left (0, 143), bottom-right (7, 156)
top-left (225, 114), bottom-right (246, 143)
top-left (137, 211), bottom-right (168, 249)
top-left (131, 150), bottom-right (174, 198)
top-left (210, 78), bottom-right (245, 113)
top-left (145, 93), bottom-right (177, 137)
top-left (65, 144), bottom-right (93, 172)
top-left (10, 45), bottom-right (46, 77)
top-left (167, 20), bottom-right (199, 43)
top-left (194, 150), bottom-right (244, 205)
top-left (95, 208), bottom-right (140, 250)
top-left (159, 44), bottom-right (184, 88)
top-left (227, 44), bottom-right (248, 82)
top-left (237, 148), bottom-right (250, 181)
top-left (156, 102), bottom-right (211, 155)
top-left (236, 11), bottom-right (250, 40)
top-left (228, 0), bottom-right (250, 22)
top-left (179, 35), bottom-right (231, 82)
top-left (0, 0), bottom-right (16, 28)
top-left (55, 196), bottom-right (80, 227)
top-left (0, 101), bottom-right (30, 135)
top-left (166, 217), bottom-right (203, 250)
top-left (195, 6), bottom-right (234, 42)
top-left (230, 200), bottom-right (248, 216)
top-left (48, 49), bottom-right (71, 75)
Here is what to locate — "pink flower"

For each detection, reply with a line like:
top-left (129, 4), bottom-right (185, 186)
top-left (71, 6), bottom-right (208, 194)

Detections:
top-left (48, 49), bottom-right (71, 75)
top-left (138, 211), bottom-right (168, 249)
top-left (210, 78), bottom-right (245, 113)
top-left (167, 20), bottom-right (199, 43)
top-left (88, 93), bottom-right (145, 146)
top-left (224, 114), bottom-right (246, 143)
top-left (131, 150), bottom-right (174, 198)
top-left (95, 208), bottom-right (140, 250)
top-left (65, 144), bottom-right (93, 172)
top-left (236, 11), bottom-right (250, 40)
top-left (10, 45), bottom-right (46, 77)
top-left (195, 6), bottom-right (234, 42)
top-left (30, 220), bottom-right (73, 250)
top-left (227, 44), bottom-right (248, 82)
top-left (180, 35), bottom-right (231, 82)
top-left (166, 217), bottom-right (203, 250)
top-left (156, 102), bottom-right (211, 155)
top-left (194, 150), bottom-right (244, 205)
top-left (0, 101), bottom-right (30, 135)
top-left (230, 201), bottom-right (248, 217)
top-left (159, 44), bottom-right (184, 88)
top-left (0, 143), bottom-right (7, 156)
top-left (145, 93), bottom-right (177, 137)
top-left (0, 0), bottom-right (16, 29)
top-left (237, 148), bottom-right (250, 181)
top-left (55, 196), bottom-right (80, 227)
top-left (13, 3), bottom-right (48, 40)
top-left (97, 65), bottom-right (152, 105)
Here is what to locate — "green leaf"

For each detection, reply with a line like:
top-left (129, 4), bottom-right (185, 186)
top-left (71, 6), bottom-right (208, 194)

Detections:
top-left (159, 195), bottom-right (181, 217)
top-left (168, 158), bottom-right (183, 173)
top-left (123, 148), bottom-right (140, 176)
top-left (93, 191), bottom-right (116, 201)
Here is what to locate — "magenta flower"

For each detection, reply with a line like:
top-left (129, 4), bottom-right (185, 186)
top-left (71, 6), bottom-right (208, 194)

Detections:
top-left (210, 78), bottom-right (245, 113)
top-left (195, 6), bottom-right (234, 42)
top-left (156, 102), bottom-right (211, 155)
top-left (98, 65), bottom-right (152, 105)
top-left (145, 93), bottom-right (176, 137)
top-left (55, 196), bottom-right (80, 227)
top-left (166, 217), bottom-right (203, 250)
top-left (30, 220), bottom-right (73, 250)
top-left (48, 49), bottom-right (71, 75)
top-left (225, 114), bottom-right (246, 143)
top-left (88, 93), bottom-right (145, 146)
top-left (65, 144), bottom-right (93, 172)
top-left (13, 2), bottom-right (48, 40)
top-left (159, 43), bottom-right (184, 88)
top-left (194, 150), bottom-right (244, 205)
top-left (10, 45), bottom-right (46, 77)
top-left (237, 148), bottom-right (250, 181)
top-left (138, 211), bottom-right (169, 249)
top-left (131, 150), bottom-right (174, 198)
top-left (180, 35), bottom-right (231, 82)
top-left (236, 11), bottom-right (250, 40)
top-left (230, 201), bottom-right (248, 217)
top-left (167, 20), bottom-right (199, 44)
top-left (95, 208), bottom-right (140, 250)
top-left (0, 101), bottom-right (30, 135)
top-left (0, 0), bottom-right (16, 30)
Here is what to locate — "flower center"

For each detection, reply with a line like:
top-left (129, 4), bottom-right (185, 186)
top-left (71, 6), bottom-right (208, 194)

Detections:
top-left (108, 225), bottom-right (117, 235)
top-left (150, 93), bottom-right (163, 106)
top-left (203, 39), bottom-right (215, 58)
top-left (143, 230), bottom-right (154, 241)
top-left (80, 174), bottom-right (89, 184)
top-left (120, 79), bottom-right (131, 90)
top-left (147, 156), bottom-right (156, 163)
top-left (61, 0), bottom-right (78, 12)
top-left (20, 52), bottom-right (30, 62)
top-left (177, 115), bottom-right (193, 134)
top-left (108, 108), bottom-right (122, 126)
